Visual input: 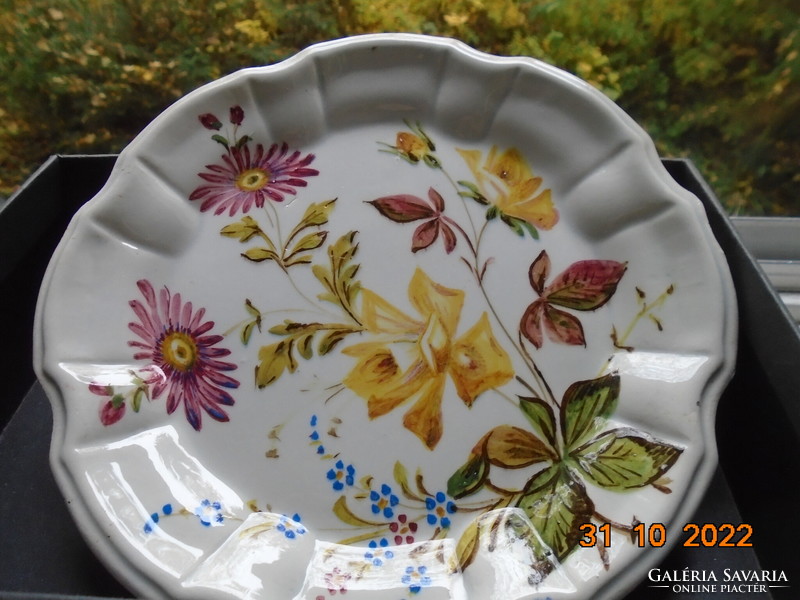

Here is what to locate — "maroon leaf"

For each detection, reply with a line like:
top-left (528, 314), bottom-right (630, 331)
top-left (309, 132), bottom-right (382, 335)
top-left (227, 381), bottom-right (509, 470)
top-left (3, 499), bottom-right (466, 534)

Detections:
top-left (520, 299), bottom-right (545, 348)
top-left (440, 221), bottom-right (457, 254)
top-left (428, 187), bottom-right (445, 213)
top-left (544, 260), bottom-right (627, 310)
top-left (412, 219), bottom-right (439, 252)
top-left (369, 195), bottom-right (435, 223)
top-left (543, 304), bottom-right (586, 346)
top-left (529, 250), bottom-right (551, 296)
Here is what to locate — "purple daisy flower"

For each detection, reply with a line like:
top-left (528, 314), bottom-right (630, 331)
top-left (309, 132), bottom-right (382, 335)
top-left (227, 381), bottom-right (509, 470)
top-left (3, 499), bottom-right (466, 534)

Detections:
top-left (127, 279), bottom-right (239, 430)
top-left (190, 142), bottom-right (319, 216)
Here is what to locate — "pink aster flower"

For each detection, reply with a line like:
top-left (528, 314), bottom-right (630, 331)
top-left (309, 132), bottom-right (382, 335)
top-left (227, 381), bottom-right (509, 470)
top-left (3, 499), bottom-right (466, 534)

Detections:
top-left (127, 279), bottom-right (239, 431)
top-left (190, 142), bottom-right (319, 216)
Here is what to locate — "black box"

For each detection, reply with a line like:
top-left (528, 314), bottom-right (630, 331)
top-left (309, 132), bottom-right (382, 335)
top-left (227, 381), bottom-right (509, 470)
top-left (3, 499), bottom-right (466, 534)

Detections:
top-left (1, 156), bottom-right (798, 599)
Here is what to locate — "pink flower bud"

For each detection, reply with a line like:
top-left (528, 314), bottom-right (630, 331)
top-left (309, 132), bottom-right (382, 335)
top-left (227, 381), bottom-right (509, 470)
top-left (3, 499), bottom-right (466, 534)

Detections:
top-left (199, 113), bottom-right (222, 130)
top-left (229, 105), bottom-right (244, 126)
top-left (100, 399), bottom-right (126, 425)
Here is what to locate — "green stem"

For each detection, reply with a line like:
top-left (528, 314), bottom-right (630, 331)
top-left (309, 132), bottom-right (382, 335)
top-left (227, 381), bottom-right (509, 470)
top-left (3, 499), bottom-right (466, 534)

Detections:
top-left (615, 285), bottom-right (675, 348)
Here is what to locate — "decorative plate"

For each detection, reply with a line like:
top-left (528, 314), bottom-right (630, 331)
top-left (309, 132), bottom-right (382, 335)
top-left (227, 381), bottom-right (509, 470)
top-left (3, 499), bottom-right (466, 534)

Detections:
top-left (34, 34), bottom-right (737, 600)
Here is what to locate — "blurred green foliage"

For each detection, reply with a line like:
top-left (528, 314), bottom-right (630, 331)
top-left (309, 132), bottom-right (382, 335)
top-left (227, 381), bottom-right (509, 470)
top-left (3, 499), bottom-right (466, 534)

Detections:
top-left (1, 0), bottom-right (797, 214)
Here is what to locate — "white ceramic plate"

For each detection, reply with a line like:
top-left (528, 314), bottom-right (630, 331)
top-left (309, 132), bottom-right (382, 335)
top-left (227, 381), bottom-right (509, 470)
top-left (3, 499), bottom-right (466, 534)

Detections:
top-left (34, 34), bottom-right (737, 600)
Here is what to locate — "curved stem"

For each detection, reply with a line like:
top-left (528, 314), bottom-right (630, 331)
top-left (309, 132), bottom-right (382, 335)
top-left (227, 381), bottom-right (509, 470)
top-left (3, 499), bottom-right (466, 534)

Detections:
top-left (443, 168), bottom-right (480, 243)
top-left (593, 511), bottom-right (638, 535)
top-left (285, 268), bottom-right (338, 317)
top-left (266, 202), bottom-right (282, 246)
top-left (475, 280), bottom-right (558, 408)
top-left (492, 387), bottom-right (522, 411)
top-left (517, 331), bottom-right (559, 409)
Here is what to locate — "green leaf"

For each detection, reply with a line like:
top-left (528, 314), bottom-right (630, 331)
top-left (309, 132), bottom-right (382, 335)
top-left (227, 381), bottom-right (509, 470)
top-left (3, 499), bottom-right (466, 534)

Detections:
top-left (131, 389), bottom-right (144, 412)
top-left (283, 255), bottom-right (313, 267)
top-left (484, 425), bottom-right (556, 468)
top-left (457, 180), bottom-right (481, 196)
top-left (245, 298), bottom-right (261, 318)
top-left (220, 216), bottom-right (262, 242)
top-left (241, 321), bottom-right (257, 345)
top-left (486, 205), bottom-right (499, 220)
top-left (560, 374), bottom-right (620, 451)
top-left (457, 179), bottom-right (489, 205)
top-left (570, 428), bottom-right (683, 491)
top-left (520, 219), bottom-right (540, 240)
top-left (317, 328), bottom-right (351, 355)
top-left (285, 230), bottom-right (327, 258)
top-left (518, 396), bottom-right (558, 450)
top-left (422, 154), bottom-right (441, 168)
top-left (255, 341), bottom-right (296, 388)
top-left (296, 333), bottom-right (314, 360)
top-left (455, 518), bottom-right (481, 570)
top-left (211, 134), bottom-right (229, 148)
top-left (332, 496), bottom-right (385, 527)
top-left (501, 213), bottom-right (525, 236)
top-left (111, 393), bottom-right (124, 409)
top-left (300, 198), bottom-right (336, 228)
top-left (447, 452), bottom-right (489, 499)
top-left (516, 465), bottom-right (595, 561)
top-left (282, 199), bottom-right (336, 257)
top-left (394, 461), bottom-right (424, 502)
top-left (313, 231), bottom-right (362, 322)
top-left (242, 247), bottom-right (279, 263)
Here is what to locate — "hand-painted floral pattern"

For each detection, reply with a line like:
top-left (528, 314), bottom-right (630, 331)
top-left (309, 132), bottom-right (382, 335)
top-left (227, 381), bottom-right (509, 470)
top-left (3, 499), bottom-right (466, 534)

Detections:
top-left (92, 280), bottom-right (239, 430)
top-left (520, 249), bottom-right (627, 348)
top-left (457, 145), bottom-right (558, 234)
top-left (125, 279), bottom-right (240, 430)
top-left (93, 109), bottom-right (687, 593)
top-left (143, 500), bottom-right (228, 533)
top-left (190, 106), bottom-right (319, 215)
top-left (342, 268), bottom-right (514, 449)
top-left (402, 565), bottom-right (432, 594)
top-left (368, 188), bottom-right (458, 254)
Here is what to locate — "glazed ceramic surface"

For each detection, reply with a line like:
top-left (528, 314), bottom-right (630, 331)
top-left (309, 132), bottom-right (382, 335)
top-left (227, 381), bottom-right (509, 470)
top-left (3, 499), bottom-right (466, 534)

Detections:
top-left (34, 34), bottom-right (737, 600)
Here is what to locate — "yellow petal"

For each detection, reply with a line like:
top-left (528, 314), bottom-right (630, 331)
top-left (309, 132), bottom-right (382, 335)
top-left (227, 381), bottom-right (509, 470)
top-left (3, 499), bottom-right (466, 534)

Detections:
top-left (396, 132), bottom-right (428, 159)
top-left (503, 188), bottom-right (559, 230)
top-left (449, 312), bottom-right (514, 406)
top-left (418, 313), bottom-right (451, 375)
top-left (360, 288), bottom-right (421, 335)
top-left (456, 148), bottom-right (484, 183)
top-left (341, 340), bottom-right (393, 357)
top-left (407, 268), bottom-right (464, 336)
top-left (342, 349), bottom-right (428, 418)
top-left (403, 375), bottom-right (447, 450)
top-left (485, 147), bottom-right (533, 188)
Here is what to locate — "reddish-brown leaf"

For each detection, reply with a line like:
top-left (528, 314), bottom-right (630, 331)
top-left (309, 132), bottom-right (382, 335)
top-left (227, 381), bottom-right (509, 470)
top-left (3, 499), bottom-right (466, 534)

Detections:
top-left (544, 260), bottom-right (627, 310)
top-left (520, 299), bottom-right (545, 349)
top-left (368, 194), bottom-right (436, 223)
top-left (412, 219), bottom-right (439, 252)
top-left (529, 250), bottom-right (550, 295)
top-left (428, 187), bottom-right (445, 213)
top-left (543, 304), bottom-right (586, 346)
top-left (440, 221), bottom-right (457, 254)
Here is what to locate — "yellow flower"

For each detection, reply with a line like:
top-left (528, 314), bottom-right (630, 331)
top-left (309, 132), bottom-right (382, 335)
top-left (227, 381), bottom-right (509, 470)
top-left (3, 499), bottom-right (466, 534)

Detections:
top-left (342, 269), bottom-right (514, 449)
top-left (380, 122), bottom-right (440, 167)
top-left (396, 132), bottom-right (431, 162)
top-left (457, 146), bottom-right (558, 230)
